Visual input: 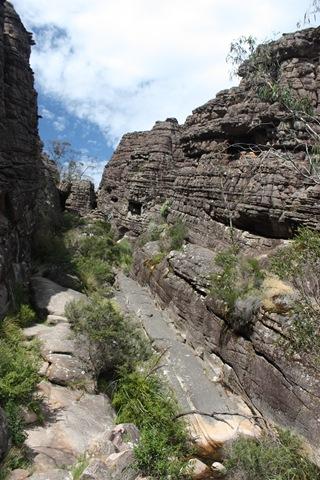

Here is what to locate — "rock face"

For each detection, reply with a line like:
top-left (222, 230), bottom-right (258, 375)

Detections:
top-left (98, 28), bottom-right (320, 246)
top-left (60, 180), bottom-right (96, 216)
top-left (98, 27), bottom-right (320, 460)
top-left (132, 244), bottom-right (320, 456)
top-left (0, 406), bottom-right (8, 460)
top-left (0, 1), bottom-right (60, 316)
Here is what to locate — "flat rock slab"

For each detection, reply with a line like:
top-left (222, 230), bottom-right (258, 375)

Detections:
top-left (26, 381), bottom-right (115, 472)
top-left (28, 470), bottom-right (71, 480)
top-left (46, 353), bottom-right (91, 388)
top-left (47, 315), bottom-right (69, 325)
top-left (115, 273), bottom-right (260, 455)
top-left (24, 323), bottom-right (76, 357)
top-left (31, 276), bottom-right (85, 317)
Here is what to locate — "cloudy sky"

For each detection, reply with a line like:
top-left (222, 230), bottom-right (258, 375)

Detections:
top-left (13, 0), bottom-right (316, 184)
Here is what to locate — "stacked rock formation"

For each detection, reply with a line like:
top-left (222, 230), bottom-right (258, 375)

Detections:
top-left (98, 27), bottom-right (320, 458)
top-left (0, 1), bottom-right (60, 315)
top-left (59, 179), bottom-right (96, 216)
top-left (98, 27), bottom-right (320, 247)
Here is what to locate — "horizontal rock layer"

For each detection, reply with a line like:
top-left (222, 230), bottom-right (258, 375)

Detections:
top-left (98, 28), bottom-right (320, 246)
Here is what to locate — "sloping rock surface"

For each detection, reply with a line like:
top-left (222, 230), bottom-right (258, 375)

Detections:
top-left (115, 272), bottom-right (261, 457)
top-left (132, 244), bottom-right (320, 459)
top-left (24, 278), bottom-right (116, 473)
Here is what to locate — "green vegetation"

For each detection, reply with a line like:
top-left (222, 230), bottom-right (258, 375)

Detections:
top-left (226, 428), bottom-right (320, 480)
top-left (271, 228), bottom-right (320, 359)
top-left (160, 199), bottom-right (171, 219)
top-left (168, 220), bottom-right (188, 251)
top-left (67, 293), bottom-right (191, 479)
top-left (70, 454), bottom-right (89, 480)
top-left (112, 362), bottom-right (191, 479)
top-left (258, 83), bottom-right (314, 115)
top-left (66, 295), bottom-right (150, 376)
top-left (209, 247), bottom-right (265, 330)
top-left (226, 35), bottom-right (257, 78)
top-left (0, 447), bottom-right (30, 480)
top-left (139, 217), bottom-right (188, 257)
top-left (33, 213), bottom-right (134, 293)
top-left (0, 319), bottom-right (40, 445)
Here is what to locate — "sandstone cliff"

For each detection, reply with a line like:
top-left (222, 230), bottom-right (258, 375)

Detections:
top-left (98, 27), bottom-right (320, 458)
top-left (0, 1), bottom-right (60, 315)
top-left (98, 28), bottom-right (320, 246)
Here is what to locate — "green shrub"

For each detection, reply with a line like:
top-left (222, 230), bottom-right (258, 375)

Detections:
top-left (258, 83), bottom-right (314, 115)
top-left (112, 365), bottom-right (191, 479)
top-left (139, 222), bottom-right (164, 246)
top-left (66, 296), bottom-right (150, 376)
top-left (71, 454), bottom-right (89, 480)
top-left (73, 256), bottom-right (114, 292)
top-left (15, 304), bottom-right (37, 328)
top-left (271, 228), bottom-right (320, 359)
top-left (0, 319), bottom-right (40, 453)
top-left (226, 428), bottom-right (320, 480)
top-left (160, 200), bottom-right (171, 219)
top-left (114, 238), bottom-right (133, 274)
top-left (0, 447), bottom-right (30, 480)
top-left (0, 321), bottom-right (40, 405)
top-left (168, 220), bottom-right (187, 251)
top-left (209, 248), bottom-right (265, 328)
top-left (4, 401), bottom-right (26, 446)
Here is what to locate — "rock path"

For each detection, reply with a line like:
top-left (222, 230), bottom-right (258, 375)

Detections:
top-left (22, 277), bottom-right (116, 478)
top-left (115, 272), bottom-right (261, 456)
top-left (16, 272), bottom-right (261, 479)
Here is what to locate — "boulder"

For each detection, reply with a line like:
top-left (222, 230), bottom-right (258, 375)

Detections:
top-left (185, 458), bottom-right (212, 480)
top-left (109, 424), bottom-right (140, 452)
top-left (31, 276), bottom-right (85, 317)
top-left (25, 382), bottom-right (115, 471)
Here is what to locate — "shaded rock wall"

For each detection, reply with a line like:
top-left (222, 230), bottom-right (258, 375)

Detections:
top-left (98, 28), bottom-right (320, 247)
top-left (0, 1), bottom-right (60, 315)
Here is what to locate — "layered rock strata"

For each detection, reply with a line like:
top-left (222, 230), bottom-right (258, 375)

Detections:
top-left (98, 28), bottom-right (320, 247)
top-left (59, 179), bottom-right (96, 216)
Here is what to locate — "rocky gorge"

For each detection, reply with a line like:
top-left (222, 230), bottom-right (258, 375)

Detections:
top-left (0, 1), bottom-right (320, 479)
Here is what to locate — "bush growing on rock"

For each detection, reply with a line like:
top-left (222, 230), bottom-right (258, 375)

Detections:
top-left (226, 428), bottom-right (320, 480)
top-left (66, 295), bottom-right (150, 377)
top-left (271, 227), bottom-right (320, 360)
top-left (209, 247), bottom-right (265, 332)
top-left (112, 362), bottom-right (191, 479)
top-left (0, 319), bottom-right (40, 448)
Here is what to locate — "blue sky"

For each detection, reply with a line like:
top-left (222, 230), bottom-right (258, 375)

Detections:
top-left (13, 0), bottom-right (317, 185)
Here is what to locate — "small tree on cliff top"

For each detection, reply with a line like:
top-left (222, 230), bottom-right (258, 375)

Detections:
top-left (47, 140), bottom-right (96, 183)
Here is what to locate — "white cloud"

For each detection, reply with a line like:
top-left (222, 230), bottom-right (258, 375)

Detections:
top-left (14, 0), bottom-right (308, 146)
top-left (40, 106), bottom-right (54, 120)
top-left (53, 115), bottom-right (67, 132)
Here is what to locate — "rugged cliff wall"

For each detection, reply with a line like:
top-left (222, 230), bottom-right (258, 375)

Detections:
top-left (98, 28), bottom-right (320, 247)
top-left (98, 27), bottom-right (320, 456)
top-left (0, 1), bottom-right (59, 315)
